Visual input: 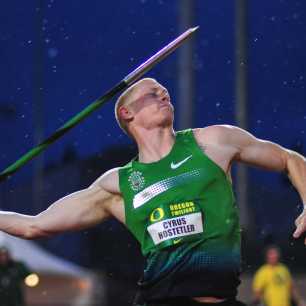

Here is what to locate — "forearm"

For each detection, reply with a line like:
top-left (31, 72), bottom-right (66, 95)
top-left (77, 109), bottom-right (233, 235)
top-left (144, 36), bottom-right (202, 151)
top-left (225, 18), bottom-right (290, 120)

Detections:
top-left (0, 211), bottom-right (44, 239)
top-left (292, 284), bottom-right (305, 305)
top-left (286, 150), bottom-right (306, 204)
top-left (0, 186), bottom-right (112, 239)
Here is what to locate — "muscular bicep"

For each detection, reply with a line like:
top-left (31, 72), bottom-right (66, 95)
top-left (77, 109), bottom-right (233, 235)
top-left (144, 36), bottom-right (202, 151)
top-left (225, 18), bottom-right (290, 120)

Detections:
top-left (237, 139), bottom-right (288, 171)
top-left (219, 125), bottom-right (288, 171)
top-left (33, 186), bottom-right (114, 236)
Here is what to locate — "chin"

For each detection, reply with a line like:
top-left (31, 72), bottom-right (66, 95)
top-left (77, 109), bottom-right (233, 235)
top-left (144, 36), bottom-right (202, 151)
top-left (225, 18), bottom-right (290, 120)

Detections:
top-left (161, 114), bottom-right (174, 127)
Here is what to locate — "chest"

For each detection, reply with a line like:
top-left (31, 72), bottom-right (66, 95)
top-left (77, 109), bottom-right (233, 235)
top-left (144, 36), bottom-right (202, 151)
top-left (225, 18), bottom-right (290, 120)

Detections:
top-left (266, 268), bottom-right (290, 287)
top-left (124, 150), bottom-right (225, 223)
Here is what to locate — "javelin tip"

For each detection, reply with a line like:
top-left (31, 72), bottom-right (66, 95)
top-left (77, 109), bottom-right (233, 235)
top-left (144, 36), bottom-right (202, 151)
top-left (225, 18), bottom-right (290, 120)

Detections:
top-left (190, 26), bottom-right (199, 32)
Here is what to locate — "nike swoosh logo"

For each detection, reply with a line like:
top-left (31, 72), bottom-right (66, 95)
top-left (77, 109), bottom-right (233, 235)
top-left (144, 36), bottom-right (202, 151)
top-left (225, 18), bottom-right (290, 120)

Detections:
top-left (173, 238), bottom-right (182, 245)
top-left (170, 155), bottom-right (192, 170)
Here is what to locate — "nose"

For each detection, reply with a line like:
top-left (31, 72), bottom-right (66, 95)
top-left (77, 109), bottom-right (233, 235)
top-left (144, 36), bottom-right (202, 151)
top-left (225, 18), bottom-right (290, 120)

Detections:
top-left (159, 89), bottom-right (170, 102)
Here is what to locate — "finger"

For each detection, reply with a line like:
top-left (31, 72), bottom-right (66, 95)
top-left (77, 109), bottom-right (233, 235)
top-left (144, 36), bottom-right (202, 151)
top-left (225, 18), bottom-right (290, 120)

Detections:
top-left (293, 225), bottom-right (303, 238)
top-left (295, 217), bottom-right (301, 227)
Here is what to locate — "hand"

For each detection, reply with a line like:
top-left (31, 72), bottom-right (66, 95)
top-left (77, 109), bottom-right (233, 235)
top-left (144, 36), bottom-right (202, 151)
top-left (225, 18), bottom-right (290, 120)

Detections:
top-left (293, 206), bottom-right (306, 244)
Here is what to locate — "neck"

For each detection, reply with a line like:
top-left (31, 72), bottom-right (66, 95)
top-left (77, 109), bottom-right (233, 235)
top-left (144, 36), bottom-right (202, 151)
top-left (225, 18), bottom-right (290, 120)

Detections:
top-left (268, 262), bottom-right (279, 267)
top-left (132, 126), bottom-right (175, 163)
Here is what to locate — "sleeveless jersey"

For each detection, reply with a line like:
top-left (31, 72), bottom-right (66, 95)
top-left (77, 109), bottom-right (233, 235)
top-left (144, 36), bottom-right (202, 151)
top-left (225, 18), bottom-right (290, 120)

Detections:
top-left (119, 129), bottom-right (241, 302)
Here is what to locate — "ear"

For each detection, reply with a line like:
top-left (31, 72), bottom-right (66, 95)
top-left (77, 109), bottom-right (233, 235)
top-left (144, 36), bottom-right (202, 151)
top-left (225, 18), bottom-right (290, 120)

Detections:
top-left (119, 105), bottom-right (134, 121)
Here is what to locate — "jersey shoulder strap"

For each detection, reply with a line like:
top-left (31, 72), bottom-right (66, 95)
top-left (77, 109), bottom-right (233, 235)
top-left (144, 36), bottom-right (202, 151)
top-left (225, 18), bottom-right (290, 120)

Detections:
top-left (175, 128), bottom-right (202, 152)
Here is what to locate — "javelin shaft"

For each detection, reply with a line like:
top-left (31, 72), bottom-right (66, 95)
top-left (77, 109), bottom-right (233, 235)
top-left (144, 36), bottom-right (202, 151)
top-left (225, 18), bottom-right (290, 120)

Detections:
top-left (0, 26), bottom-right (198, 181)
top-left (0, 81), bottom-right (127, 181)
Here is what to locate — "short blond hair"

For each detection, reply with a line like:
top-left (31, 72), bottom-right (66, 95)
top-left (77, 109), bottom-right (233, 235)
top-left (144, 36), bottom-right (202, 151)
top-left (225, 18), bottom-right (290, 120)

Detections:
top-left (114, 78), bottom-right (157, 135)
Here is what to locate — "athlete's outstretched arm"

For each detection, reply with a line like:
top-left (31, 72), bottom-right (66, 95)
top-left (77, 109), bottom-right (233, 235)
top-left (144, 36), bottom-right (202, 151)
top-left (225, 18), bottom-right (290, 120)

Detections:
top-left (216, 125), bottom-right (306, 244)
top-left (0, 170), bottom-right (121, 239)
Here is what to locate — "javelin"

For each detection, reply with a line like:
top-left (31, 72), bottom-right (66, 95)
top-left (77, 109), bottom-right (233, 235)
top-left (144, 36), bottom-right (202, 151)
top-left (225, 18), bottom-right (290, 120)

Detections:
top-left (0, 26), bottom-right (199, 181)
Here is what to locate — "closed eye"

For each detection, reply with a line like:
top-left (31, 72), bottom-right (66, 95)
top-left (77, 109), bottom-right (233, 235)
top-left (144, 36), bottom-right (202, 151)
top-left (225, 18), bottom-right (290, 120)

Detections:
top-left (146, 92), bottom-right (158, 98)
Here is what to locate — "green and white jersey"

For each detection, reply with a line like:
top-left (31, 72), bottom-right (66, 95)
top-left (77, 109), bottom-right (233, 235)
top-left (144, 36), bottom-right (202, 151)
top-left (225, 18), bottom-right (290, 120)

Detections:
top-left (119, 129), bottom-right (241, 302)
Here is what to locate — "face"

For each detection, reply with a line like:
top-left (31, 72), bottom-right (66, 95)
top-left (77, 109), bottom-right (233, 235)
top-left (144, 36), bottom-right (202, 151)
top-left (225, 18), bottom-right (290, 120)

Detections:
top-left (124, 79), bottom-right (174, 130)
top-left (266, 248), bottom-right (280, 265)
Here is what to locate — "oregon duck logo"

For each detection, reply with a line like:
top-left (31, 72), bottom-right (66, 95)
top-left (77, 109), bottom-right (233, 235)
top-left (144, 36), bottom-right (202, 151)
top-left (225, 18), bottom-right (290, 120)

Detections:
top-left (128, 171), bottom-right (145, 192)
top-left (150, 207), bottom-right (165, 222)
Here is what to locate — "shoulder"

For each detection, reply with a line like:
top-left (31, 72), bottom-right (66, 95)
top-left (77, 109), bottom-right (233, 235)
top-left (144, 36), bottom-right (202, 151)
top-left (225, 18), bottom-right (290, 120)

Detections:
top-left (278, 263), bottom-right (291, 274)
top-left (91, 167), bottom-right (121, 194)
top-left (193, 124), bottom-right (257, 148)
top-left (193, 124), bottom-right (243, 140)
top-left (256, 264), bottom-right (268, 272)
top-left (192, 124), bottom-right (240, 149)
top-left (254, 264), bottom-right (270, 277)
top-left (11, 261), bottom-right (30, 271)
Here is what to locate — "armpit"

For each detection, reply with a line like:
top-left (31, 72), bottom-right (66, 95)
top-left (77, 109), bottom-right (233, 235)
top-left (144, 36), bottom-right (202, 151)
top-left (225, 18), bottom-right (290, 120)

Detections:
top-left (93, 167), bottom-right (121, 194)
top-left (105, 194), bottom-right (125, 224)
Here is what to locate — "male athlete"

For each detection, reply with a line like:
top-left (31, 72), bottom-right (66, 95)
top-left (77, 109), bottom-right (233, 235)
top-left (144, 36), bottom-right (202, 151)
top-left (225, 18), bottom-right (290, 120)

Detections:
top-left (0, 78), bottom-right (305, 306)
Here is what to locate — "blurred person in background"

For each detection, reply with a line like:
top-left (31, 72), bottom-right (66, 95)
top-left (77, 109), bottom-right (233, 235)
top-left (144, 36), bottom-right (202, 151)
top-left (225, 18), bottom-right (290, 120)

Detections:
top-left (0, 246), bottom-right (32, 306)
top-left (0, 78), bottom-right (306, 306)
top-left (252, 245), bottom-right (305, 306)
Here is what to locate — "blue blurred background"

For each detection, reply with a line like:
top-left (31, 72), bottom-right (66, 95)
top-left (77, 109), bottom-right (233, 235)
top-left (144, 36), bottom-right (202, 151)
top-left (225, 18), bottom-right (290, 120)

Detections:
top-left (0, 0), bottom-right (305, 303)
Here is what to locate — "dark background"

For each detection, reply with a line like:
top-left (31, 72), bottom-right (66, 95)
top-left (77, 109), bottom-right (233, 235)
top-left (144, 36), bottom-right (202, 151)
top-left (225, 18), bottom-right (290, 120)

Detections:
top-left (0, 1), bottom-right (305, 301)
